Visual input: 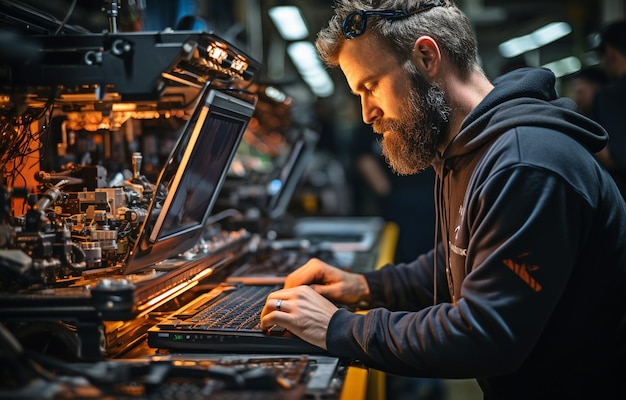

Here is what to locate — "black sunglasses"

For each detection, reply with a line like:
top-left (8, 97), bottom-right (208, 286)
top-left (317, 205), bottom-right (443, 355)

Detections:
top-left (341, 4), bottom-right (439, 40)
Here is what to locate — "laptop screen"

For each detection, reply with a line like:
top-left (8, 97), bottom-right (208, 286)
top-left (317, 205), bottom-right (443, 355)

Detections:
top-left (123, 88), bottom-right (256, 274)
top-left (264, 128), bottom-right (318, 220)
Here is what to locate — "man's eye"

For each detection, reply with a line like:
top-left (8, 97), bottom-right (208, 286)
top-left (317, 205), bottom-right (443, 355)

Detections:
top-left (364, 82), bottom-right (378, 93)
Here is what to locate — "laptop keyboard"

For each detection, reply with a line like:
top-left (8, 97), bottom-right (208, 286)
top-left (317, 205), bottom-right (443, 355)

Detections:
top-left (154, 245), bottom-right (377, 335)
top-left (158, 284), bottom-right (281, 332)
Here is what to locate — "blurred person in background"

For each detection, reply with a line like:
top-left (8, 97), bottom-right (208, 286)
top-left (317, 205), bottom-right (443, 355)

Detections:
top-left (569, 66), bottom-right (608, 118)
top-left (592, 20), bottom-right (626, 198)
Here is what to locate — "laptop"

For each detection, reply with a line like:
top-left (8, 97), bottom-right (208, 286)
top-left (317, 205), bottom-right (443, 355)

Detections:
top-left (147, 131), bottom-right (328, 354)
top-left (147, 276), bottom-right (327, 353)
top-left (263, 128), bottom-right (318, 221)
top-left (123, 87), bottom-right (256, 275)
top-left (216, 127), bottom-right (318, 226)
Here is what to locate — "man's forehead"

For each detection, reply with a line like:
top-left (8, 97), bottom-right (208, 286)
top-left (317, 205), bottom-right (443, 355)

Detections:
top-left (338, 36), bottom-right (398, 85)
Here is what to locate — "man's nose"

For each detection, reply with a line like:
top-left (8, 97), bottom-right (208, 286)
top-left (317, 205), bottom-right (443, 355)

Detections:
top-left (361, 97), bottom-right (382, 125)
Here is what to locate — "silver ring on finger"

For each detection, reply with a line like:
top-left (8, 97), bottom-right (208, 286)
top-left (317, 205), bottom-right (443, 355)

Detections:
top-left (276, 299), bottom-right (283, 311)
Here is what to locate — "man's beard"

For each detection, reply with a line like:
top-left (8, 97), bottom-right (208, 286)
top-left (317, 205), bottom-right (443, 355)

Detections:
top-left (373, 64), bottom-right (450, 175)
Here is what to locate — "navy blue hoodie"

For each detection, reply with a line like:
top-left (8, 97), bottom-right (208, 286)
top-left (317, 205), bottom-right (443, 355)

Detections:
top-left (326, 68), bottom-right (626, 398)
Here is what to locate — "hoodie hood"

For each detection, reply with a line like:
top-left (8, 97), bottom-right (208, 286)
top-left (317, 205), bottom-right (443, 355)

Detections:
top-left (439, 67), bottom-right (608, 167)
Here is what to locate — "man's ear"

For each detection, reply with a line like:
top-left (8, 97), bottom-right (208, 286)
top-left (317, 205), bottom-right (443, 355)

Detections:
top-left (411, 36), bottom-right (441, 79)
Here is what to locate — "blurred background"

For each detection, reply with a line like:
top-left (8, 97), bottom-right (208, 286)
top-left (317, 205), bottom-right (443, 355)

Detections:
top-left (1, 2), bottom-right (623, 399)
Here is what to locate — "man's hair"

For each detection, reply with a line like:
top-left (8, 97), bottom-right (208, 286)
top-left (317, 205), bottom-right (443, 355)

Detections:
top-left (573, 66), bottom-right (608, 86)
top-left (599, 20), bottom-right (626, 56)
top-left (315, 0), bottom-right (480, 77)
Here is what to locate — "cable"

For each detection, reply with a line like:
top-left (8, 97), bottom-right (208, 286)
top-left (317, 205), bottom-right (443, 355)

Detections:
top-left (204, 208), bottom-right (244, 227)
top-left (1, 88), bottom-right (56, 187)
top-left (54, 0), bottom-right (78, 35)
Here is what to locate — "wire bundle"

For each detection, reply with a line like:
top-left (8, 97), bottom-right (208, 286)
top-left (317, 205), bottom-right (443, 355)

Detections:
top-left (0, 100), bottom-right (54, 187)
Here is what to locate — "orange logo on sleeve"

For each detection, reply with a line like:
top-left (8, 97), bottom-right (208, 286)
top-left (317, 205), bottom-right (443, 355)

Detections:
top-left (502, 259), bottom-right (542, 292)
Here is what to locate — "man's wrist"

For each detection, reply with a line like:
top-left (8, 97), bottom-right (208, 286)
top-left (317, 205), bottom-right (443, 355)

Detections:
top-left (358, 274), bottom-right (371, 303)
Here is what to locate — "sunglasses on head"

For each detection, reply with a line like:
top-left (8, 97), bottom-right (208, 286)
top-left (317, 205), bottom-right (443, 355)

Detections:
top-left (341, 4), bottom-right (440, 40)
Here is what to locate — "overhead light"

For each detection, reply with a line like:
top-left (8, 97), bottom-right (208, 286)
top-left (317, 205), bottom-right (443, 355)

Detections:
top-left (542, 56), bottom-right (581, 78)
top-left (499, 22), bottom-right (572, 58)
top-left (264, 86), bottom-right (288, 103)
top-left (287, 41), bottom-right (334, 97)
top-left (269, 6), bottom-right (309, 41)
top-left (533, 22), bottom-right (572, 47)
top-left (463, 0), bottom-right (507, 25)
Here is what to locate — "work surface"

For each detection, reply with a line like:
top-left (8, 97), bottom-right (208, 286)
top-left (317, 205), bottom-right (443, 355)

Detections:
top-left (0, 217), bottom-right (394, 400)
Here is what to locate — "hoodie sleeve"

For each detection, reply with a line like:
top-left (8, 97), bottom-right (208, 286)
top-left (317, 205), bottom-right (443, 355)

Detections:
top-left (325, 134), bottom-right (594, 378)
top-left (363, 242), bottom-right (451, 310)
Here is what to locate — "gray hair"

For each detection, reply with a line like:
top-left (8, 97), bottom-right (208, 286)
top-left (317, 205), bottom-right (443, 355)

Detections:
top-left (316, 0), bottom-right (481, 78)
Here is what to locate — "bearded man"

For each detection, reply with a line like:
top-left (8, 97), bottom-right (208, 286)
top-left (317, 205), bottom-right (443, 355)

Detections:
top-left (261, 1), bottom-right (626, 398)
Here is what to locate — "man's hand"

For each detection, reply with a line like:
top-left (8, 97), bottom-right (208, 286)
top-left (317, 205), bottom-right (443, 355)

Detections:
top-left (284, 258), bottom-right (370, 304)
top-left (260, 285), bottom-right (338, 350)
top-left (259, 258), bottom-right (371, 349)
